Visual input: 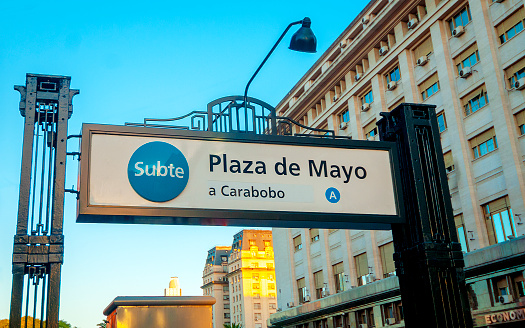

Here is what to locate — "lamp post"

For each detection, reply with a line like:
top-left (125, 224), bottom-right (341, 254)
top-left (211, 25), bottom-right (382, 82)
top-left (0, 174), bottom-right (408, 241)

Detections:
top-left (243, 17), bottom-right (317, 109)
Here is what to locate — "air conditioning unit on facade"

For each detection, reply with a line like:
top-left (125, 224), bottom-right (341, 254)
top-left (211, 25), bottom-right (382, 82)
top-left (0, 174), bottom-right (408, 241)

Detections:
top-left (340, 41), bottom-right (347, 49)
top-left (359, 324), bottom-right (368, 328)
top-left (365, 274), bottom-right (375, 284)
top-left (494, 0), bottom-right (505, 3)
top-left (304, 295), bottom-right (310, 302)
top-left (499, 295), bottom-right (513, 304)
top-left (333, 95), bottom-right (338, 102)
top-left (407, 18), bottom-right (419, 29)
top-left (361, 103), bottom-right (370, 112)
top-left (361, 15), bottom-right (370, 24)
top-left (387, 81), bottom-right (397, 90)
top-left (321, 288), bottom-right (330, 297)
top-left (339, 122), bottom-right (348, 130)
top-left (386, 318), bottom-right (396, 325)
top-left (287, 302), bottom-right (295, 308)
top-left (379, 46), bottom-right (389, 56)
top-left (416, 56), bottom-right (428, 66)
top-left (514, 77), bottom-right (525, 90)
top-left (452, 25), bottom-right (465, 37)
top-left (355, 74), bottom-right (361, 82)
top-left (459, 66), bottom-right (472, 78)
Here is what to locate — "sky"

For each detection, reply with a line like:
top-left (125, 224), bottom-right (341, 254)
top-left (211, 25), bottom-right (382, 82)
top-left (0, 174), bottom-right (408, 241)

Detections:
top-left (0, 1), bottom-right (368, 327)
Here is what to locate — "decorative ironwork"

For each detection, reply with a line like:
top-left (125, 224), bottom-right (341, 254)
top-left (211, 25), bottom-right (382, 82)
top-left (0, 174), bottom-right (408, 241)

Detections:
top-left (10, 74), bottom-right (78, 328)
top-left (126, 96), bottom-right (340, 138)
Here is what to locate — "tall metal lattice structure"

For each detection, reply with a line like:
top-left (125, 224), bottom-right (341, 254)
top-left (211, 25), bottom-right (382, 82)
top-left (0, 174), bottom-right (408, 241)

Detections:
top-left (10, 74), bottom-right (78, 328)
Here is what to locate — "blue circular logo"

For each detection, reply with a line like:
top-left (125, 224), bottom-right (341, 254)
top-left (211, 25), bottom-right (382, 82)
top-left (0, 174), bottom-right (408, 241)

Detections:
top-left (325, 187), bottom-right (340, 203)
top-left (127, 141), bottom-right (189, 202)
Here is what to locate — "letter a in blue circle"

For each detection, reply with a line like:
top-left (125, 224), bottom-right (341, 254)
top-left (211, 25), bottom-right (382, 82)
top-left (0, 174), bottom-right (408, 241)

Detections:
top-left (325, 187), bottom-right (340, 203)
top-left (127, 141), bottom-right (189, 202)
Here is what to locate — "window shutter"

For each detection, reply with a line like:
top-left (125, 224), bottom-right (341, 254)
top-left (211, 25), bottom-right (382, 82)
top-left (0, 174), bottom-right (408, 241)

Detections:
top-left (454, 43), bottom-right (478, 67)
top-left (507, 57), bottom-right (525, 77)
top-left (470, 128), bottom-right (495, 148)
top-left (419, 73), bottom-right (439, 93)
top-left (355, 253), bottom-right (368, 277)
top-left (363, 120), bottom-right (377, 136)
top-left (497, 8), bottom-right (525, 37)
top-left (293, 235), bottom-right (302, 247)
top-left (462, 85), bottom-right (486, 108)
top-left (380, 242), bottom-right (395, 275)
top-left (314, 271), bottom-right (324, 288)
top-left (454, 214), bottom-right (464, 228)
top-left (414, 37), bottom-right (433, 59)
top-left (333, 262), bottom-right (344, 275)
top-left (297, 278), bottom-right (305, 289)
top-left (444, 151), bottom-right (454, 169)
top-left (516, 110), bottom-right (525, 126)
top-left (487, 196), bottom-right (510, 214)
top-left (310, 228), bottom-right (319, 240)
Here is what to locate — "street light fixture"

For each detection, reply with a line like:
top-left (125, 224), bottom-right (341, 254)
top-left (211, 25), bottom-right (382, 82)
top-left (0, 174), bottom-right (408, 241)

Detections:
top-left (243, 17), bottom-right (317, 109)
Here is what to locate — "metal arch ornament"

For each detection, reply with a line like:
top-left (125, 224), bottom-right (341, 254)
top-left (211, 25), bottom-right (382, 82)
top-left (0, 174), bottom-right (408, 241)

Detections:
top-left (126, 95), bottom-right (337, 138)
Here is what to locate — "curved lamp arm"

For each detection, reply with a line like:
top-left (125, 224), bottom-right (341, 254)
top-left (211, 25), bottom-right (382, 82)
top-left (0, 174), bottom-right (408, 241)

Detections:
top-left (243, 20), bottom-right (303, 109)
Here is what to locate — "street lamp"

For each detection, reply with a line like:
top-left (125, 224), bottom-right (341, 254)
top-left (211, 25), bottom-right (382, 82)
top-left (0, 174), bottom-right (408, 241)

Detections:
top-left (243, 17), bottom-right (317, 109)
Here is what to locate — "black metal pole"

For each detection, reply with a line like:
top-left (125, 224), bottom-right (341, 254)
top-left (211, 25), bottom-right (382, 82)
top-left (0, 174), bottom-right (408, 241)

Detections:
top-left (377, 103), bottom-right (473, 328)
top-left (243, 20), bottom-right (302, 110)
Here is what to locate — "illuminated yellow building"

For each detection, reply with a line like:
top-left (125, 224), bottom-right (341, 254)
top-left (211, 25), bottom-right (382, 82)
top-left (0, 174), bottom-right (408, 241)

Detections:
top-left (203, 230), bottom-right (277, 328)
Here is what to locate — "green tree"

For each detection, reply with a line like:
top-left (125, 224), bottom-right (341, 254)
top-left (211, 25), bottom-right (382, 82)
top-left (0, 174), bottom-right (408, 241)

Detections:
top-left (223, 324), bottom-right (243, 328)
top-left (97, 319), bottom-right (109, 328)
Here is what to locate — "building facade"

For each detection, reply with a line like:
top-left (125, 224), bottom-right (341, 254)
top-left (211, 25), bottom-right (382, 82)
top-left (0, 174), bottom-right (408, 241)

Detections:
top-left (203, 230), bottom-right (277, 328)
top-left (270, 0), bottom-right (525, 327)
top-left (164, 276), bottom-right (182, 296)
top-left (202, 246), bottom-right (232, 327)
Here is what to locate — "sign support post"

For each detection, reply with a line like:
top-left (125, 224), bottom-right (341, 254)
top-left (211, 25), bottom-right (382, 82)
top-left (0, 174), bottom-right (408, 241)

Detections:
top-left (378, 103), bottom-right (473, 328)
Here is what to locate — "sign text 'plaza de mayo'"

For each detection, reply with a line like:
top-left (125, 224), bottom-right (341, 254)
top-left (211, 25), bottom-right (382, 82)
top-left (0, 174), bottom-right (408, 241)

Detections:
top-left (77, 124), bottom-right (403, 229)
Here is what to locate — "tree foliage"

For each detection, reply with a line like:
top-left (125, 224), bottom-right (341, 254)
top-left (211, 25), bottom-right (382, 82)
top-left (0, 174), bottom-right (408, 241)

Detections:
top-left (223, 324), bottom-right (243, 328)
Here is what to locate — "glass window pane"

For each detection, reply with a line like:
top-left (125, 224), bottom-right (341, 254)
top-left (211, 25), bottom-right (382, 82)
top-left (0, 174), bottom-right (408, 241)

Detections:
top-left (508, 27), bottom-right (516, 39)
top-left (516, 21), bottom-right (524, 34)
top-left (438, 114), bottom-right (446, 132)
top-left (500, 210), bottom-right (516, 240)
top-left (449, 20), bottom-right (455, 33)
top-left (457, 227), bottom-right (468, 252)
top-left (455, 15), bottom-right (462, 28)
top-left (473, 147), bottom-right (479, 158)
top-left (486, 138), bottom-right (494, 152)
top-left (461, 9), bottom-right (469, 25)
top-left (479, 142), bottom-right (488, 156)
top-left (492, 213), bottom-right (506, 243)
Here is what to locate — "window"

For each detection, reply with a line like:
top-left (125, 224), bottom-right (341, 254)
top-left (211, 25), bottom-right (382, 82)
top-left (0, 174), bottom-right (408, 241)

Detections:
top-left (454, 43), bottom-right (479, 75)
top-left (414, 37), bottom-right (433, 61)
top-left (382, 300), bottom-right (403, 325)
top-left (355, 253), bottom-right (369, 286)
top-left (269, 293), bottom-right (276, 299)
top-left (314, 270), bottom-right (325, 299)
top-left (268, 274), bottom-right (274, 281)
top-left (379, 242), bottom-right (395, 278)
top-left (310, 228), bottom-right (320, 242)
top-left (293, 235), bottom-right (302, 252)
top-left (223, 286), bottom-right (229, 292)
top-left (252, 273), bottom-right (259, 281)
top-left (496, 8), bottom-right (524, 44)
top-left (249, 239), bottom-right (256, 246)
top-left (443, 151), bottom-right (455, 173)
top-left (269, 303), bottom-right (277, 309)
top-left (340, 109), bottom-right (350, 123)
top-left (455, 214), bottom-right (469, 252)
top-left (470, 128), bottom-right (498, 159)
top-left (484, 196), bottom-right (516, 245)
top-left (437, 112), bottom-right (447, 132)
top-left (516, 110), bottom-right (525, 135)
top-left (420, 74), bottom-right (440, 100)
top-left (507, 57), bottom-right (525, 88)
top-left (356, 308), bottom-right (375, 327)
top-left (254, 293), bottom-right (260, 299)
top-left (448, 6), bottom-right (472, 33)
top-left (224, 303), bottom-right (230, 309)
top-left (386, 66), bottom-right (401, 83)
top-left (255, 324), bottom-right (262, 328)
top-left (364, 120), bottom-right (378, 140)
top-left (224, 313), bottom-right (230, 319)
top-left (462, 86), bottom-right (489, 116)
top-left (223, 295), bottom-right (229, 300)
top-left (266, 263), bottom-right (274, 269)
top-left (253, 283), bottom-right (260, 289)
top-left (361, 90), bottom-right (374, 105)
top-left (333, 262), bottom-right (345, 293)
top-left (264, 240), bottom-right (271, 247)
top-left (254, 303), bottom-right (261, 310)
top-left (254, 313), bottom-right (262, 321)
top-left (297, 278), bottom-right (307, 303)
top-left (268, 283), bottom-right (275, 290)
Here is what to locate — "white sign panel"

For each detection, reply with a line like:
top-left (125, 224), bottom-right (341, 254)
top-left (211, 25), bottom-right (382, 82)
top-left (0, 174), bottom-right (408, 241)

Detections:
top-left (78, 125), bottom-right (402, 229)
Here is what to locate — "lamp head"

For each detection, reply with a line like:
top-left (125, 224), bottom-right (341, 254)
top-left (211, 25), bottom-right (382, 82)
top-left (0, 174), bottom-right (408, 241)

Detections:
top-left (289, 17), bottom-right (317, 53)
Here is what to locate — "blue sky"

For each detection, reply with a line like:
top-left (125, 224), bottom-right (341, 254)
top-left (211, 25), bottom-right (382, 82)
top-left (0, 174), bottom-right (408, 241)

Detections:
top-left (0, 1), bottom-right (367, 327)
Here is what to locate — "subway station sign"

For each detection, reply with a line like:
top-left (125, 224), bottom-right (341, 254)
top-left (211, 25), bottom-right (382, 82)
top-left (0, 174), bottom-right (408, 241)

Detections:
top-left (77, 124), bottom-right (404, 229)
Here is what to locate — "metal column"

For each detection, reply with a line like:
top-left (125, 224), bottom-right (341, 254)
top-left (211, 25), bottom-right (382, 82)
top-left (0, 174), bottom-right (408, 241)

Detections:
top-left (10, 74), bottom-right (78, 328)
top-left (378, 103), bottom-right (473, 328)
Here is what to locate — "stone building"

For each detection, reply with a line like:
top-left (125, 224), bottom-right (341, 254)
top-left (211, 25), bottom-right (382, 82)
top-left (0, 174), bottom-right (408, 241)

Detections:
top-left (269, 0), bottom-right (525, 327)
